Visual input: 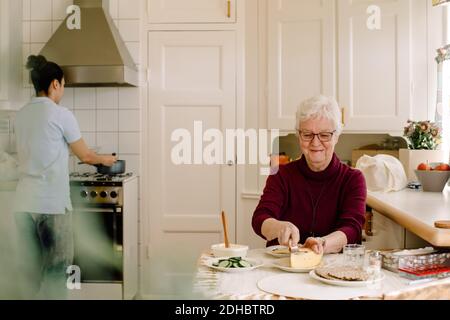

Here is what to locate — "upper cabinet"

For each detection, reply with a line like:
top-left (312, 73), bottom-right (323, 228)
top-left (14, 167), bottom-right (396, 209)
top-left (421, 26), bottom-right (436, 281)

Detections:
top-left (0, 0), bottom-right (21, 110)
top-left (338, 0), bottom-right (412, 133)
top-left (147, 0), bottom-right (237, 23)
top-left (266, 0), bottom-right (416, 133)
top-left (267, 0), bottom-right (336, 131)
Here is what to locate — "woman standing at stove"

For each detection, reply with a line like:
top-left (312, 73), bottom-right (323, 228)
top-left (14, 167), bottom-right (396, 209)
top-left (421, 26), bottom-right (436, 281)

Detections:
top-left (13, 55), bottom-right (117, 299)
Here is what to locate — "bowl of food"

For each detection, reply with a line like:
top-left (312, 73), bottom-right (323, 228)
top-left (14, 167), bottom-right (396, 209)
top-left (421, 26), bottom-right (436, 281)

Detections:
top-left (415, 162), bottom-right (450, 192)
top-left (211, 243), bottom-right (249, 258)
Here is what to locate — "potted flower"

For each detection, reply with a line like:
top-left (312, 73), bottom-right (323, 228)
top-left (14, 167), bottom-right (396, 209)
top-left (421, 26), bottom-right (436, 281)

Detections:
top-left (403, 120), bottom-right (441, 150)
top-left (399, 120), bottom-right (446, 182)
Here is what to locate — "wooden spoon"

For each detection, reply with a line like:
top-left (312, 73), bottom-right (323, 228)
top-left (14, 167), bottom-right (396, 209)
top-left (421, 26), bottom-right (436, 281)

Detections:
top-left (221, 211), bottom-right (230, 248)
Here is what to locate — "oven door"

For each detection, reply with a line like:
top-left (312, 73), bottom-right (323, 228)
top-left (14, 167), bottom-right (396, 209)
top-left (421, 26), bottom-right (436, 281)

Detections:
top-left (72, 206), bottom-right (123, 283)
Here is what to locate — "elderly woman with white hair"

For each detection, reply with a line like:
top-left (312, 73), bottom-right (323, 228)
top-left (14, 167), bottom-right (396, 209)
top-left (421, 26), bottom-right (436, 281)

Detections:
top-left (252, 95), bottom-right (367, 254)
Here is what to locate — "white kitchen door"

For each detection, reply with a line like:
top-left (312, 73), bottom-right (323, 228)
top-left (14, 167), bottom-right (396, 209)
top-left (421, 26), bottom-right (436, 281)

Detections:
top-left (145, 31), bottom-right (236, 297)
top-left (147, 0), bottom-right (236, 23)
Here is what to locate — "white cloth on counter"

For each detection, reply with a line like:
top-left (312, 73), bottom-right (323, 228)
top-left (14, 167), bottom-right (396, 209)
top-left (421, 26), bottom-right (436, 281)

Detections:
top-left (356, 154), bottom-right (408, 192)
top-left (0, 151), bottom-right (18, 181)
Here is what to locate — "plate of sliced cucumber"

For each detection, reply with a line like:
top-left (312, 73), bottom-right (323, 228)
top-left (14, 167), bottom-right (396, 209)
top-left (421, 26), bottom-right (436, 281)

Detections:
top-left (205, 256), bottom-right (264, 273)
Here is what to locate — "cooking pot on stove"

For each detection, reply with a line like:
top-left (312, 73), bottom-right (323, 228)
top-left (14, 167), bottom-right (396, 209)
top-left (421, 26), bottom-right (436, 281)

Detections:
top-left (79, 153), bottom-right (126, 175)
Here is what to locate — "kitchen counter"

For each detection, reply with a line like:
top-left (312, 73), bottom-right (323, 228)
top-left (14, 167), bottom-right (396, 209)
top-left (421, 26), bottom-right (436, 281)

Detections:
top-left (366, 187), bottom-right (450, 247)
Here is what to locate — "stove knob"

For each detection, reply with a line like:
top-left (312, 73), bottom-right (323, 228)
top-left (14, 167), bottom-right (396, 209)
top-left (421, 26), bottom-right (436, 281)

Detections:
top-left (110, 191), bottom-right (118, 199)
top-left (80, 190), bottom-right (88, 198)
top-left (100, 191), bottom-right (108, 198)
top-left (90, 191), bottom-right (98, 198)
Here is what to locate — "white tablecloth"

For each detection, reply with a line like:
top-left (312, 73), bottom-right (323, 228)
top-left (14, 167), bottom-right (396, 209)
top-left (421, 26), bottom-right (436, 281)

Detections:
top-left (194, 249), bottom-right (449, 300)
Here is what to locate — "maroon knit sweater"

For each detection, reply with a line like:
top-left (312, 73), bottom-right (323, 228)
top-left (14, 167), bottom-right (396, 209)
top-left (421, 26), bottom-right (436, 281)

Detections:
top-left (252, 153), bottom-right (367, 247)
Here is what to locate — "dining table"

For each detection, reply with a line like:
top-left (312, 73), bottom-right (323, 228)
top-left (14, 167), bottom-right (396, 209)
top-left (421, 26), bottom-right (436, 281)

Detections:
top-left (193, 248), bottom-right (450, 300)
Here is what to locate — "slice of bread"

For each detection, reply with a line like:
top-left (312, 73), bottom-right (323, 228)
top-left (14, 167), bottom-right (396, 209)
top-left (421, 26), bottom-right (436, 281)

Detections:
top-left (315, 266), bottom-right (369, 281)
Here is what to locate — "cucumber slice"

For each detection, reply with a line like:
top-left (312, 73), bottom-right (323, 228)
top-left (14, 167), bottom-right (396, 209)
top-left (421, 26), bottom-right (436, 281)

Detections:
top-left (218, 260), bottom-right (231, 268)
top-left (238, 260), bottom-right (252, 268)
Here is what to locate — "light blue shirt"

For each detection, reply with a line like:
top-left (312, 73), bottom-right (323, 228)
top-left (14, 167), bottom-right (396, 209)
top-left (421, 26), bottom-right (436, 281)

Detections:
top-left (14, 97), bottom-right (81, 214)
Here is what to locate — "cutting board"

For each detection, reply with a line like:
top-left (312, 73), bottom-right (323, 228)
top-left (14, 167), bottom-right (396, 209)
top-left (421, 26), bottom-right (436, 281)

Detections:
top-left (257, 273), bottom-right (384, 300)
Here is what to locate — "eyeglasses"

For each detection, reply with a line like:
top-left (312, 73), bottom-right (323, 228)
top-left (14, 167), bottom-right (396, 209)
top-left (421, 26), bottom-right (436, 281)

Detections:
top-left (298, 130), bottom-right (336, 142)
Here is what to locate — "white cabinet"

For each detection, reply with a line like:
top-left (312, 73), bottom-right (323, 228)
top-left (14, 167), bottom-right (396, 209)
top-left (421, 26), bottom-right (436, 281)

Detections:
top-left (0, 0), bottom-right (21, 110)
top-left (147, 0), bottom-right (236, 23)
top-left (267, 0), bottom-right (336, 130)
top-left (265, 0), bottom-right (417, 133)
top-left (363, 210), bottom-right (405, 250)
top-left (338, 0), bottom-right (412, 133)
top-left (145, 31), bottom-right (236, 296)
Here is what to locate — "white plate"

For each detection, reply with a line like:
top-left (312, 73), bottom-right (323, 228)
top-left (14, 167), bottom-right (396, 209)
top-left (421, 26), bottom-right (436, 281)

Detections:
top-left (265, 245), bottom-right (291, 258)
top-left (309, 270), bottom-right (385, 287)
top-left (271, 258), bottom-right (319, 273)
top-left (204, 257), bottom-right (264, 273)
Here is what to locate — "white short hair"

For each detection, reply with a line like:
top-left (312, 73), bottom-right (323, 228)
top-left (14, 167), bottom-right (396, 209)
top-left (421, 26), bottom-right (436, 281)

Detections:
top-left (295, 95), bottom-right (343, 135)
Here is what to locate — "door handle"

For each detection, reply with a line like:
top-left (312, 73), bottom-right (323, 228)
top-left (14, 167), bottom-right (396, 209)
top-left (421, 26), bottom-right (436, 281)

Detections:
top-left (227, 0), bottom-right (231, 18)
top-left (227, 160), bottom-right (234, 167)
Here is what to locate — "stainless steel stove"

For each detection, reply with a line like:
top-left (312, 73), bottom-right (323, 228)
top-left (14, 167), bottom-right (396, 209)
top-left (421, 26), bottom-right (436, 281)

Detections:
top-left (68, 171), bottom-right (139, 299)
top-left (69, 172), bottom-right (134, 206)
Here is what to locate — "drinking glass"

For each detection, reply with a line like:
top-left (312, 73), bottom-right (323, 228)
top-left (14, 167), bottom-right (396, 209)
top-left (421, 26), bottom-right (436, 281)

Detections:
top-left (343, 244), bottom-right (365, 268)
top-left (366, 251), bottom-right (382, 279)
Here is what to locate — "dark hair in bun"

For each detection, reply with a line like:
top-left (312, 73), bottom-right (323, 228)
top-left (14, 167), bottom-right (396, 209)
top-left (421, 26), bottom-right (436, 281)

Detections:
top-left (26, 55), bottom-right (64, 95)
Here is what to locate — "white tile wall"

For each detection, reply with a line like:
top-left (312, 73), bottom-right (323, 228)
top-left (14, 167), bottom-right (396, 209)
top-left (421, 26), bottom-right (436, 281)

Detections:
top-left (30, 21), bottom-right (52, 43)
top-left (119, 132), bottom-right (140, 154)
top-left (22, 22), bottom-right (30, 43)
top-left (22, 44), bottom-right (30, 66)
top-left (119, 88), bottom-right (140, 108)
top-left (97, 88), bottom-right (119, 109)
top-left (52, 0), bottom-right (72, 20)
top-left (97, 109), bottom-right (119, 132)
top-left (96, 132), bottom-right (119, 154)
top-left (22, 0), bottom-right (142, 174)
top-left (75, 110), bottom-right (96, 132)
top-left (30, 0), bottom-right (52, 21)
top-left (74, 88), bottom-right (96, 108)
top-left (119, 109), bottom-right (140, 132)
top-left (23, 0), bottom-right (30, 20)
top-left (30, 43), bottom-right (45, 56)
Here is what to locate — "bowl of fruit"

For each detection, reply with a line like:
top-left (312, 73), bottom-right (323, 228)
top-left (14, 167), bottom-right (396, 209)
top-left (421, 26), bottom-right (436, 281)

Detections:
top-left (415, 162), bottom-right (450, 192)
